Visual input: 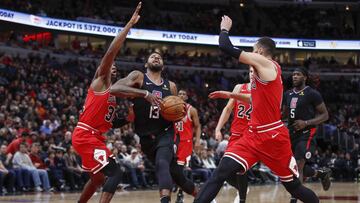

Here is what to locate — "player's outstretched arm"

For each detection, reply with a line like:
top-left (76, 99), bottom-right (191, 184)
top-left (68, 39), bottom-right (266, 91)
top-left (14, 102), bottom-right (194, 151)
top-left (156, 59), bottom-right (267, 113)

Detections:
top-left (110, 70), bottom-right (161, 105)
top-left (191, 107), bottom-right (202, 152)
top-left (92, 2), bottom-right (142, 84)
top-left (213, 85), bottom-right (240, 141)
top-left (219, 16), bottom-right (276, 81)
top-left (209, 91), bottom-right (250, 103)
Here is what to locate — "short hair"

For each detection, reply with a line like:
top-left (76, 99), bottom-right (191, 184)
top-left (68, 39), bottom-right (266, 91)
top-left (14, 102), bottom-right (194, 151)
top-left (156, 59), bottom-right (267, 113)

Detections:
top-left (145, 51), bottom-right (163, 63)
top-left (257, 37), bottom-right (276, 57)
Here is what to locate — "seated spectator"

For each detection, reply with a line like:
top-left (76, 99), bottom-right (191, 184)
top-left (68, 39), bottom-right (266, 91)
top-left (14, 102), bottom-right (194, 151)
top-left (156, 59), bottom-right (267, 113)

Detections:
top-left (6, 132), bottom-right (32, 155)
top-left (63, 146), bottom-right (87, 190)
top-left (190, 149), bottom-right (212, 182)
top-left (119, 145), bottom-right (130, 160)
top-left (44, 151), bottom-right (66, 190)
top-left (344, 153), bottom-right (354, 181)
top-left (124, 149), bottom-right (149, 189)
top-left (0, 159), bottom-right (15, 195)
top-left (0, 144), bottom-right (31, 192)
top-left (12, 143), bottom-right (51, 192)
top-left (200, 149), bottom-right (216, 172)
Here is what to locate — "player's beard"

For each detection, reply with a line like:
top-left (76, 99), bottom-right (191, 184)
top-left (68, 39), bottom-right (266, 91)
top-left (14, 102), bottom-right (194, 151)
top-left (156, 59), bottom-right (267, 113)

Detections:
top-left (148, 63), bottom-right (163, 72)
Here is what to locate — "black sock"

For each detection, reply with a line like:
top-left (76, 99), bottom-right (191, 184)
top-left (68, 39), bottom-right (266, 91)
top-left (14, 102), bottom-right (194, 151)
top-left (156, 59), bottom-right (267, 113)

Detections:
top-left (237, 173), bottom-right (248, 203)
top-left (283, 179), bottom-right (319, 203)
top-left (194, 157), bottom-right (243, 203)
top-left (160, 196), bottom-right (171, 203)
top-left (303, 165), bottom-right (316, 177)
top-left (290, 196), bottom-right (297, 203)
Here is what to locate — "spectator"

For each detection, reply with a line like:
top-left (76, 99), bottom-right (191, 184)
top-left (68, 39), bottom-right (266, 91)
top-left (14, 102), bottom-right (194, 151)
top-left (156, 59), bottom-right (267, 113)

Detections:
top-left (12, 143), bottom-right (51, 192)
top-left (200, 149), bottom-right (216, 172)
top-left (0, 144), bottom-right (31, 192)
top-left (39, 120), bottom-right (53, 136)
top-left (44, 151), bottom-right (66, 191)
top-left (0, 159), bottom-right (16, 195)
top-left (190, 149), bottom-right (212, 182)
top-left (124, 149), bottom-right (149, 189)
top-left (63, 146), bottom-right (87, 190)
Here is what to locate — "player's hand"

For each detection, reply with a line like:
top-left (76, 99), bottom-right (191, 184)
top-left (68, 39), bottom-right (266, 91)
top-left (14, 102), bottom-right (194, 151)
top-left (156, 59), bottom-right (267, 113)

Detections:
top-left (220, 15), bottom-right (232, 32)
top-left (128, 2), bottom-right (142, 26)
top-left (292, 120), bottom-right (307, 131)
top-left (215, 129), bottom-right (223, 142)
top-left (194, 140), bottom-right (201, 152)
top-left (145, 92), bottom-right (162, 106)
top-left (209, 91), bottom-right (231, 99)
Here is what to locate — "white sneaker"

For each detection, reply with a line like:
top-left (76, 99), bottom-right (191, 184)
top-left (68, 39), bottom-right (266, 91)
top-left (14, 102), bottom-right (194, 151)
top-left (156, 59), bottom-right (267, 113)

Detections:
top-left (210, 200), bottom-right (217, 203)
top-left (233, 192), bottom-right (240, 203)
top-left (35, 186), bottom-right (43, 192)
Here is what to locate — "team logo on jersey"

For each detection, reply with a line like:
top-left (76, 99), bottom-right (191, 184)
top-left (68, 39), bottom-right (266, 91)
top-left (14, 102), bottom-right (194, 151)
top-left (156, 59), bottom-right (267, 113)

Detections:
top-left (152, 90), bottom-right (163, 98)
top-left (251, 80), bottom-right (256, 89)
top-left (289, 156), bottom-right (300, 178)
top-left (290, 97), bottom-right (298, 108)
top-left (93, 149), bottom-right (108, 165)
top-left (299, 91), bottom-right (304, 96)
top-left (108, 95), bottom-right (116, 103)
top-left (162, 84), bottom-right (169, 90)
top-left (305, 151), bottom-right (312, 160)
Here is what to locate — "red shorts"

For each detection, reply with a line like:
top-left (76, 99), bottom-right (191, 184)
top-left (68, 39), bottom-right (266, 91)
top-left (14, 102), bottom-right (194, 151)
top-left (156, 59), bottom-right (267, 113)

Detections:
top-left (224, 125), bottom-right (299, 182)
top-left (176, 139), bottom-right (193, 165)
top-left (227, 132), bottom-right (244, 149)
top-left (72, 127), bottom-right (113, 174)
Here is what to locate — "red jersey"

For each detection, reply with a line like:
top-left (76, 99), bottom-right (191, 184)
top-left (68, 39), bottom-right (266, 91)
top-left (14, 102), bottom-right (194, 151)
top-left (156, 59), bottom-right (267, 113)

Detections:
top-left (230, 83), bottom-right (251, 135)
top-left (175, 104), bottom-right (193, 141)
top-left (249, 60), bottom-right (283, 129)
top-left (77, 87), bottom-right (116, 133)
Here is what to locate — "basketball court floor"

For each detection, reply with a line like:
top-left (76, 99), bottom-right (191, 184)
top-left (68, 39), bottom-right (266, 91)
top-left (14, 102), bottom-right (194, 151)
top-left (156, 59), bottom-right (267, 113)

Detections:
top-left (0, 182), bottom-right (358, 203)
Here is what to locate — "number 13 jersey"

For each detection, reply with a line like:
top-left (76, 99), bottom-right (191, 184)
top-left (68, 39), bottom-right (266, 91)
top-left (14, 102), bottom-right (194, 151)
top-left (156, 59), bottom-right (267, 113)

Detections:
top-left (132, 74), bottom-right (172, 136)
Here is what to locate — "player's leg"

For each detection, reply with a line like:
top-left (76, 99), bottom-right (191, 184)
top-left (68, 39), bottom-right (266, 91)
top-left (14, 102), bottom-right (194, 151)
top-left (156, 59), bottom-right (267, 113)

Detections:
top-left (155, 146), bottom-right (175, 203)
top-left (99, 158), bottom-right (123, 203)
top-left (262, 129), bottom-right (319, 203)
top-left (194, 157), bottom-right (244, 203)
top-left (225, 172), bottom-right (248, 203)
top-left (290, 140), bottom-right (306, 203)
top-left (170, 160), bottom-right (197, 196)
top-left (78, 172), bottom-right (105, 203)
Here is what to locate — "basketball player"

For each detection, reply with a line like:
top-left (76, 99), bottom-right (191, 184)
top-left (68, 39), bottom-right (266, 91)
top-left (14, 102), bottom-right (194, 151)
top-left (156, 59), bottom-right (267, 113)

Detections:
top-left (174, 89), bottom-right (201, 203)
top-left (283, 68), bottom-right (330, 203)
top-left (71, 3), bottom-right (141, 203)
top-left (110, 52), bottom-right (197, 203)
top-left (208, 69), bottom-right (252, 203)
top-left (193, 16), bottom-right (319, 203)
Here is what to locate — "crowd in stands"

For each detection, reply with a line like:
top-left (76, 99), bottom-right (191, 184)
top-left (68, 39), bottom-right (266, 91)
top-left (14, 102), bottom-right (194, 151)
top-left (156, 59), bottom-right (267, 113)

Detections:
top-left (2, 31), bottom-right (359, 72)
top-left (0, 48), bottom-right (359, 195)
top-left (0, 0), bottom-right (358, 39)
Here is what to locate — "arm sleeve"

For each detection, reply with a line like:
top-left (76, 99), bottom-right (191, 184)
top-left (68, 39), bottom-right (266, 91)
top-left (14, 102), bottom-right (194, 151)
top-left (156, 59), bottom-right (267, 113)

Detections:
top-left (219, 30), bottom-right (243, 59)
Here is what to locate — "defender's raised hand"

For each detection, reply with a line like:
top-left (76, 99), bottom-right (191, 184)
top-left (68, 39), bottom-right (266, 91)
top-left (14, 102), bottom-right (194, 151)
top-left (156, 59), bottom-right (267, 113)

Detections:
top-left (220, 15), bottom-right (232, 32)
top-left (128, 2), bottom-right (142, 26)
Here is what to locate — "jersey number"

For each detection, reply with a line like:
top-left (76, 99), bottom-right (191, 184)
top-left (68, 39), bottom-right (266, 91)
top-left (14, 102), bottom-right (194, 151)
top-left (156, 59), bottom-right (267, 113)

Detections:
top-left (290, 109), bottom-right (295, 119)
top-left (237, 104), bottom-right (252, 120)
top-left (175, 121), bottom-right (184, 132)
top-left (149, 105), bottom-right (160, 119)
top-left (105, 106), bottom-right (115, 122)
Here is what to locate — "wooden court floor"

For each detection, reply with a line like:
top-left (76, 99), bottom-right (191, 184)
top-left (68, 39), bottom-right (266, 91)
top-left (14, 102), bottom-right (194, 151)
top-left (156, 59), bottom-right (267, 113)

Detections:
top-left (0, 182), bottom-right (358, 203)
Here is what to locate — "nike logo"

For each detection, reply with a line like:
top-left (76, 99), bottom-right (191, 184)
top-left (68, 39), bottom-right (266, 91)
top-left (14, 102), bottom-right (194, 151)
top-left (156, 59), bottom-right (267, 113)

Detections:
top-left (145, 82), bottom-right (152, 85)
top-left (289, 93), bottom-right (294, 95)
top-left (303, 130), bottom-right (309, 134)
top-left (271, 133), bottom-right (279, 138)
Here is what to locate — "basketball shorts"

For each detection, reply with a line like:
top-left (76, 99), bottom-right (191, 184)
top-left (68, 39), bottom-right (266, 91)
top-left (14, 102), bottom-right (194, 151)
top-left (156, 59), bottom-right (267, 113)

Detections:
top-left (72, 127), bottom-right (114, 174)
top-left (227, 132), bottom-right (244, 149)
top-left (176, 139), bottom-right (193, 165)
top-left (224, 124), bottom-right (299, 182)
top-left (290, 128), bottom-right (317, 160)
top-left (139, 127), bottom-right (175, 163)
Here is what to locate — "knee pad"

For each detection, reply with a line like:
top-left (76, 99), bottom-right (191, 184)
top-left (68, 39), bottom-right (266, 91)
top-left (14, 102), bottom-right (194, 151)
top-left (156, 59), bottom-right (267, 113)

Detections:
top-left (283, 178), bottom-right (301, 192)
top-left (102, 170), bottom-right (122, 194)
top-left (102, 158), bottom-right (120, 177)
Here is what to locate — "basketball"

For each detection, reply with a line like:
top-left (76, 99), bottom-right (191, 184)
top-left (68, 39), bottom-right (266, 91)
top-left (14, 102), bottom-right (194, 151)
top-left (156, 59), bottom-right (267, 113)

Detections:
top-left (160, 96), bottom-right (186, 122)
